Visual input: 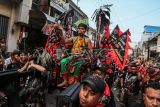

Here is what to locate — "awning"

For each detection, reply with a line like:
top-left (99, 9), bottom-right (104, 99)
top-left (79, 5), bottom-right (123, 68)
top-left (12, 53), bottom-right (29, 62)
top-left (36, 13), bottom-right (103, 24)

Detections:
top-left (50, 1), bottom-right (66, 13)
top-left (144, 25), bottom-right (160, 33)
top-left (29, 10), bottom-right (56, 23)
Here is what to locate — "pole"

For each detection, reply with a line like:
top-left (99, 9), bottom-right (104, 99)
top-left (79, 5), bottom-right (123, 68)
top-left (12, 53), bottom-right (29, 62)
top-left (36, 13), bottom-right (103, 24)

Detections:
top-left (147, 38), bottom-right (150, 60)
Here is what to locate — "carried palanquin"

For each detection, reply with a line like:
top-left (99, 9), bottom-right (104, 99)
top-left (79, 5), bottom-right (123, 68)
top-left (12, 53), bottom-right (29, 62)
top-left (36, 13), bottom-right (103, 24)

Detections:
top-left (41, 4), bottom-right (131, 87)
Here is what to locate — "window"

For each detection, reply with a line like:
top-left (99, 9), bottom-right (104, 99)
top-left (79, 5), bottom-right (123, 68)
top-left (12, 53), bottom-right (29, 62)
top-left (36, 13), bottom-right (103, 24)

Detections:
top-left (0, 15), bottom-right (9, 39)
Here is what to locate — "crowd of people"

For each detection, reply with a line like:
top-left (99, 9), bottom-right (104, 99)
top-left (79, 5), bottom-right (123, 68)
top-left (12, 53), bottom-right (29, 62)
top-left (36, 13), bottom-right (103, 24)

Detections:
top-left (0, 48), bottom-right (48, 107)
top-left (0, 22), bottom-right (160, 107)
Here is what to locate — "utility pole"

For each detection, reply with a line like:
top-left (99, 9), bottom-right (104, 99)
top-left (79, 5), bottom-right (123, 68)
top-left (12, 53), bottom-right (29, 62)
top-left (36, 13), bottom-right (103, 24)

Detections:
top-left (147, 38), bottom-right (150, 60)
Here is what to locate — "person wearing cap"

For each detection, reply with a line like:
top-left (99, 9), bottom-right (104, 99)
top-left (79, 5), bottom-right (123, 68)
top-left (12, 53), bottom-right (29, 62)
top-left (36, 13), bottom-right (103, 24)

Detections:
top-left (79, 75), bottom-right (106, 107)
top-left (54, 22), bottom-right (92, 87)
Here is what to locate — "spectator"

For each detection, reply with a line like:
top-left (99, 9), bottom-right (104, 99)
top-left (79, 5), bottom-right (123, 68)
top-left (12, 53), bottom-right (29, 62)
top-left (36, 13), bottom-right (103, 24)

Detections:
top-left (0, 56), bottom-right (4, 71)
top-left (4, 49), bottom-right (20, 69)
top-left (19, 51), bottom-right (28, 64)
top-left (134, 81), bottom-right (160, 107)
top-left (0, 38), bottom-right (6, 57)
top-left (92, 66), bottom-right (116, 107)
top-left (5, 49), bottom-right (21, 71)
top-left (79, 75), bottom-right (106, 107)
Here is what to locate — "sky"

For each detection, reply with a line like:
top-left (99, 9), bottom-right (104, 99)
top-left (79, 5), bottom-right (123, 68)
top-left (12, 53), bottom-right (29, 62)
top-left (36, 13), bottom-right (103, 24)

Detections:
top-left (72, 0), bottom-right (160, 47)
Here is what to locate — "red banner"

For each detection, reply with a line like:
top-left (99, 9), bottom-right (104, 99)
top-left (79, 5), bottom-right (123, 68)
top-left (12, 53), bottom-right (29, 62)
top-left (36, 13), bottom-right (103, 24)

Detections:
top-left (107, 27), bottom-right (131, 70)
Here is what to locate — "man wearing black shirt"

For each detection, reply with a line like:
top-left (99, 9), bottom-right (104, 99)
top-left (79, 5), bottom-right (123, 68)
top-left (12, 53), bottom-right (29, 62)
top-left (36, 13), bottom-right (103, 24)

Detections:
top-left (134, 81), bottom-right (160, 107)
top-left (6, 50), bottom-right (21, 71)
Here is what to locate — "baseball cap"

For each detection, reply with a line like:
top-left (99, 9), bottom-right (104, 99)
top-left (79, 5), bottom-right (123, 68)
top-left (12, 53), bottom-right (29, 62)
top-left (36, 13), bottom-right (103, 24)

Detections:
top-left (81, 75), bottom-right (106, 94)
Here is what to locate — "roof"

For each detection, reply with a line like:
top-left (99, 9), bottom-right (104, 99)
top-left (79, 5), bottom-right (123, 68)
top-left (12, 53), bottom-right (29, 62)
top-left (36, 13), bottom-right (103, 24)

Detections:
top-left (144, 25), bottom-right (160, 33)
top-left (68, 0), bottom-right (88, 18)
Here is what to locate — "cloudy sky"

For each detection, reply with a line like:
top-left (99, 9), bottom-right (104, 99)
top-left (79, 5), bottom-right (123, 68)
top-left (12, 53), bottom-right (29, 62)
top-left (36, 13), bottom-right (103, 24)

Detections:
top-left (72, 0), bottom-right (160, 47)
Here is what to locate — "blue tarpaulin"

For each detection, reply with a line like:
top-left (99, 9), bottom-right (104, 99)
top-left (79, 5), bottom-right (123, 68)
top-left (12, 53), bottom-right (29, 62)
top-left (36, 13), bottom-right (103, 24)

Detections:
top-left (144, 25), bottom-right (160, 33)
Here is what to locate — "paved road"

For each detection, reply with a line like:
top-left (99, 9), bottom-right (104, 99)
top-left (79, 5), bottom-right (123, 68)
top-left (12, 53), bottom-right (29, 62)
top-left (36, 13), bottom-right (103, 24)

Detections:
top-left (46, 89), bottom-right (62, 107)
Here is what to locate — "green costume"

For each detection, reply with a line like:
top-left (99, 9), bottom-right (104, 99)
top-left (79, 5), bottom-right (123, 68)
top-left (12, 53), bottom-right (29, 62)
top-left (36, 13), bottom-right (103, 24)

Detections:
top-left (60, 36), bottom-right (87, 83)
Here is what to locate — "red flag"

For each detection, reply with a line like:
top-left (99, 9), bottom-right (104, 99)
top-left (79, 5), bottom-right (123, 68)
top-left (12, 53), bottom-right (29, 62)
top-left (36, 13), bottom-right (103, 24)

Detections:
top-left (108, 29), bottom-right (131, 70)
top-left (108, 25), bottom-right (123, 46)
top-left (128, 37), bottom-right (131, 42)
top-left (104, 25), bottom-right (110, 39)
top-left (122, 29), bottom-right (131, 69)
top-left (117, 25), bottom-right (123, 37)
top-left (126, 30), bottom-right (131, 42)
top-left (128, 44), bottom-right (132, 49)
top-left (127, 29), bottom-right (131, 36)
top-left (101, 25), bottom-right (110, 47)
top-left (105, 25), bottom-right (123, 70)
top-left (109, 25), bottom-right (123, 37)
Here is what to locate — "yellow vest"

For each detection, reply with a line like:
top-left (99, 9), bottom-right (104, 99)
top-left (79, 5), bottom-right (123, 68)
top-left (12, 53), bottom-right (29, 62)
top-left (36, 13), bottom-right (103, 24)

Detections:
top-left (72, 36), bottom-right (85, 53)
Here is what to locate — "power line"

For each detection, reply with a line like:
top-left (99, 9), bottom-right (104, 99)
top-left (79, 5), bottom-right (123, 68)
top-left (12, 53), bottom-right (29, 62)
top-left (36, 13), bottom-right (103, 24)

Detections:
top-left (120, 7), bottom-right (160, 22)
top-left (111, 5), bottom-right (126, 30)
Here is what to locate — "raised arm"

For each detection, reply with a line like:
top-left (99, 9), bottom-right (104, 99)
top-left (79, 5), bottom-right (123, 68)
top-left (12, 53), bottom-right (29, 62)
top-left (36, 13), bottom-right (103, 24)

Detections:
top-left (18, 61), bottom-right (30, 72)
top-left (27, 60), bottom-right (47, 74)
top-left (54, 23), bottom-right (73, 44)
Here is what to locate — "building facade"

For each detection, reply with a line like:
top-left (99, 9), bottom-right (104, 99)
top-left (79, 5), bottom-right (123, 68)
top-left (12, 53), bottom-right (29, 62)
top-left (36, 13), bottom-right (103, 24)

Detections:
top-left (68, 0), bottom-right (87, 23)
top-left (140, 25), bottom-right (160, 60)
top-left (0, 0), bottom-right (32, 52)
top-left (0, 0), bottom-right (88, 52)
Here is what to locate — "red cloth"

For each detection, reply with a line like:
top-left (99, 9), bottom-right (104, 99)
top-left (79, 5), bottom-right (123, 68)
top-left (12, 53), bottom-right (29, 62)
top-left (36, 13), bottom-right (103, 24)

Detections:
top-left (96, 84), bottom-right (110, 107)
top-left (107, 69), bottom-right (112, 74)
top-left (138, 66), bottom-right (147, 75)
top-left (104, 84), bottom-right (110, 97)
top-left (105, 58), bottom-right (111, 64)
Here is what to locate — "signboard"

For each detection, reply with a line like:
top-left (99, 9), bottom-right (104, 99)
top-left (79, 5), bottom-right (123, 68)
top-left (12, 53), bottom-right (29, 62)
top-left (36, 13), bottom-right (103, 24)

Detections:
top-left (150, 46), bottom-right (157, 51)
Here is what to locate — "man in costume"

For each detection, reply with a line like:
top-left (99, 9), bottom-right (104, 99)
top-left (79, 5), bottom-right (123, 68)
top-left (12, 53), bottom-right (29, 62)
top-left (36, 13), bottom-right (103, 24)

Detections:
top-left (54, 21), bottom-right (92, 87)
